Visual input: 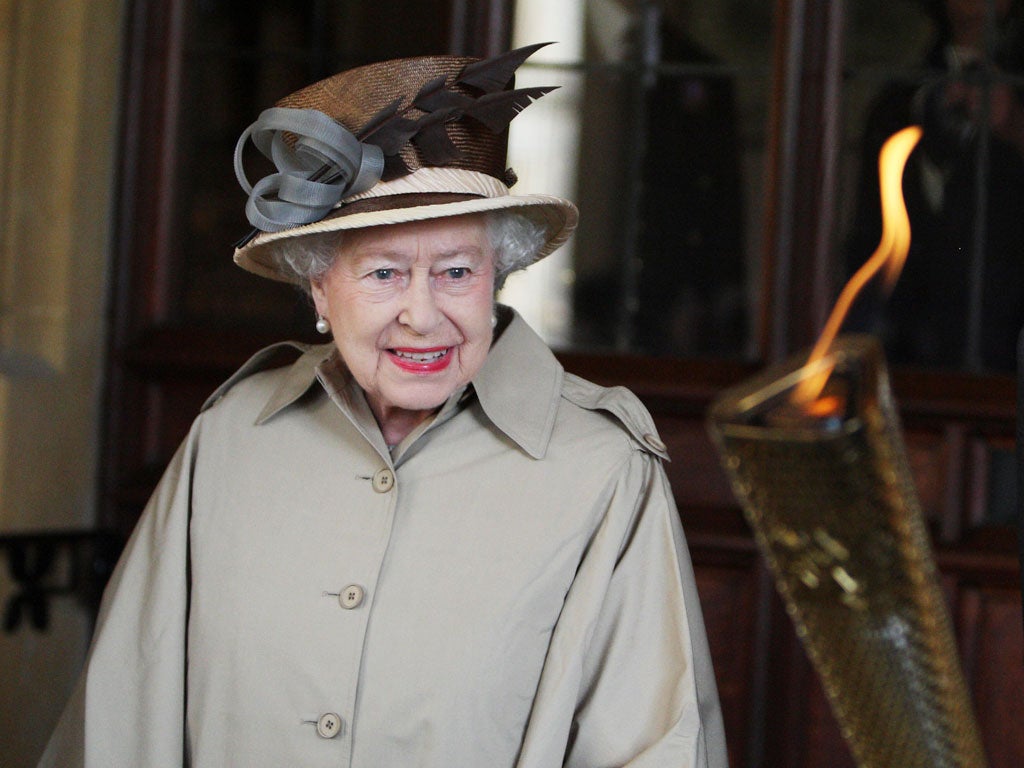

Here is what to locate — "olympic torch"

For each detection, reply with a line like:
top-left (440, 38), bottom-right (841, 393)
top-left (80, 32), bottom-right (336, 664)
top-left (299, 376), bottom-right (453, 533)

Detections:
top-left (707, 127), bottom-right (989, 768)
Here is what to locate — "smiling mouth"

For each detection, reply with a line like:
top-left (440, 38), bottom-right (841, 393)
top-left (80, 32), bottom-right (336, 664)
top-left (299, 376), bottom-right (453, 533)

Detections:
top-left (388, 346), bottom-right (453, 373)
top-left (391, 348), bottom-right (450, 363)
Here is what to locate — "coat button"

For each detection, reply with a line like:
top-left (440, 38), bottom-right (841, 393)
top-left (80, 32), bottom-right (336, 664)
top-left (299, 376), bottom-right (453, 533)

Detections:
top-left (316, 712), bottom-right (343, 739)
top-left (372, 468), bottom-right (395, 493)
top-left (339, 584), bottom-right (365, 609)
top-left (643, 433), bottom-right (667, 453)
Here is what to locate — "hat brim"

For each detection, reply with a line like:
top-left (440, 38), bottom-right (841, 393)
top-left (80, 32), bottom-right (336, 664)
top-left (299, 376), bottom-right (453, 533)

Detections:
top-left (234, 191), bottom-right (578, 284)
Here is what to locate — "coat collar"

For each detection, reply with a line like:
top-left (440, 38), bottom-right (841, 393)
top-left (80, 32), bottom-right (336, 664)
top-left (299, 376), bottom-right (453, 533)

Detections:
top-left (254, 306), bottom-right (564, 459)
top-left (253, 343), bottom-right (335, 424)
top-left (471, 305), bottom-right (563, 459)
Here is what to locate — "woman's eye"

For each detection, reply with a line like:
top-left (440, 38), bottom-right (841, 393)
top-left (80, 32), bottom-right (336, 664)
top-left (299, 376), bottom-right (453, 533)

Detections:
top-left (446, 267), bottom-right (469, 279)
top-left (372, 268), bottom-right (394, 280)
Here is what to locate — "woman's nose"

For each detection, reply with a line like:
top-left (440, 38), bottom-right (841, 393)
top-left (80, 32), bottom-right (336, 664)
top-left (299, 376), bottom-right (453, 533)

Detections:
top-left (397, 277), bottom-right (443, 334)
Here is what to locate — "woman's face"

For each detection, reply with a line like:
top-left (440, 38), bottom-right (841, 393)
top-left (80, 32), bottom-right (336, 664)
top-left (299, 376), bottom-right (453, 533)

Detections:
top-left (311, 214), bottom-right (496, 434)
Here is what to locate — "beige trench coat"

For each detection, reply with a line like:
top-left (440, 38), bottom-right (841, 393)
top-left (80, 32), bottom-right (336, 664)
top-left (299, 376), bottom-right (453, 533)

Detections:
top-left (40, 308), bottom-right (728, 767)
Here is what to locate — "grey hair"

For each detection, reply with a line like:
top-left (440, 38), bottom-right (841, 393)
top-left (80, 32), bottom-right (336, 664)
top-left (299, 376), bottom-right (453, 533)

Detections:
top-left (487, 208), bottom-right (549, 289)
top-left (271, 209), bottom-right (549, 294)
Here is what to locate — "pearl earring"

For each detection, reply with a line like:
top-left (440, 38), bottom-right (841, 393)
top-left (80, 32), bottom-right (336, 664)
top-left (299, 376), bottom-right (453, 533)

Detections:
top-left (315, 316), bottom-right (331, 334)
top-left (491, 312), bottom-right (498, 329)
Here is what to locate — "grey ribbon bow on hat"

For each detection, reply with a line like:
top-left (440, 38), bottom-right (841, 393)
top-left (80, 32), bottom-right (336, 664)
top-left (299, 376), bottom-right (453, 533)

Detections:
top-left (233, 107), bottom-right (385, 233)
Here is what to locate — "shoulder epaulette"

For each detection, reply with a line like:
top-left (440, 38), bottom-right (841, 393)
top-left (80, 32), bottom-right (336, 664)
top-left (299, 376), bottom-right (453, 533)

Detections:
top-left (561, 372), bottom-right (670, 460)
top-left (201, 341), bottom-right (316, 413)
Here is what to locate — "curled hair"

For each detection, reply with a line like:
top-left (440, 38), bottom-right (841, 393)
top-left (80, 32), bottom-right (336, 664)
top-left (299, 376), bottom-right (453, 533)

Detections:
top-left (274, 229), bottom-right (343, 291)
top-left (270, 209), bottom-right (549, 294)
top-left (488, 208), bottom-right (549, 289)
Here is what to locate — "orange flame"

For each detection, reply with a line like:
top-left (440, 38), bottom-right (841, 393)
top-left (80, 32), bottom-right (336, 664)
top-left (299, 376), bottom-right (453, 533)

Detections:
top-left (791, 125), bottom-right (922, 407)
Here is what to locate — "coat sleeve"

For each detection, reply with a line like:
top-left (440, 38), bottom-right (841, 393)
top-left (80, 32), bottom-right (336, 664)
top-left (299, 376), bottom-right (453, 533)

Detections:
top-left (38, 421), bottom-right (199, 768)
top-left (517, 448), bottom-right (729, 768)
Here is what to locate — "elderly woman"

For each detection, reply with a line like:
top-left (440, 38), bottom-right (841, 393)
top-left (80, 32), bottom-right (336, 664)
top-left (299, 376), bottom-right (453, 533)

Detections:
top-left (41, 46), bottom-right (727, 767)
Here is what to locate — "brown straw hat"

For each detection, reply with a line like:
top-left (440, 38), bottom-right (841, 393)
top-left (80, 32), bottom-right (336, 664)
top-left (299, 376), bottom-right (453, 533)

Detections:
top-left (233, 43), bottom-right (579, 283)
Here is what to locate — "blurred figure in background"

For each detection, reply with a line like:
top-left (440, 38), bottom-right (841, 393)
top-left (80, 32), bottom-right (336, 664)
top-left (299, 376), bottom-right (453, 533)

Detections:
top-left (846, 0), bottom-right (1024, 371)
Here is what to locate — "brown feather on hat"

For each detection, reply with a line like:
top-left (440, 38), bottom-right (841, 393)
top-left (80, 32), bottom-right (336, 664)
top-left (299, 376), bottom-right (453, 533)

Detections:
top-left (233, 43), bottom-right (579, 283)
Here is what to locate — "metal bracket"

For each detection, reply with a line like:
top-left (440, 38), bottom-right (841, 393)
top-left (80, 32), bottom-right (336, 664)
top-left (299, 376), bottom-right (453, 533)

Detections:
top-left (0, 530), bottom-right (122, 632)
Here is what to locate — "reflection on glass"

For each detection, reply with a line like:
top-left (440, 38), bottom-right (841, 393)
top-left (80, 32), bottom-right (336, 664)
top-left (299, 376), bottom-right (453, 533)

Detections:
top-left (627, 11), bottom-right (747, 357)
top-left (508, 0), bottom-right (771, 359)
top-left (501, 0), bottom-right (585, 348)
top-left (844, 0), bottom-right (1024, 372)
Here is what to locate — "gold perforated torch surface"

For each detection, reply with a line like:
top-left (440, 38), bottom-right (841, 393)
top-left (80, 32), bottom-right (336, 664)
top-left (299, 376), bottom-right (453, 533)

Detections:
top-left (707, 335), bottom-right (988, 768)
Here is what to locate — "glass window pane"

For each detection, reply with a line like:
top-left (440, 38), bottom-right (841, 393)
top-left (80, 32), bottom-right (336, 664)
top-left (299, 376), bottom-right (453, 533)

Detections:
top-left (505, 0), bottom-right (774, 360)
top-left (840, 0), bottom-right (1024, 373)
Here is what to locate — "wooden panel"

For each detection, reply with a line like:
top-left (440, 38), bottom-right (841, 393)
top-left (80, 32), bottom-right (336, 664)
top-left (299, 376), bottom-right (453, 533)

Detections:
top-left (654, 414), bottom-right (739, 511)
top-left (801, 666), bottom-right (857, 768)
top-left (958, 585), bottom-right (1024, 765)
top-left (966, 433), bottom-right (1019, 529)
top-left (761, 594), bottom-right (820, 767)
top-left (692, 558), bottom-right (762, 767)
top-left (904, 426), bottom-right (958, 533)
